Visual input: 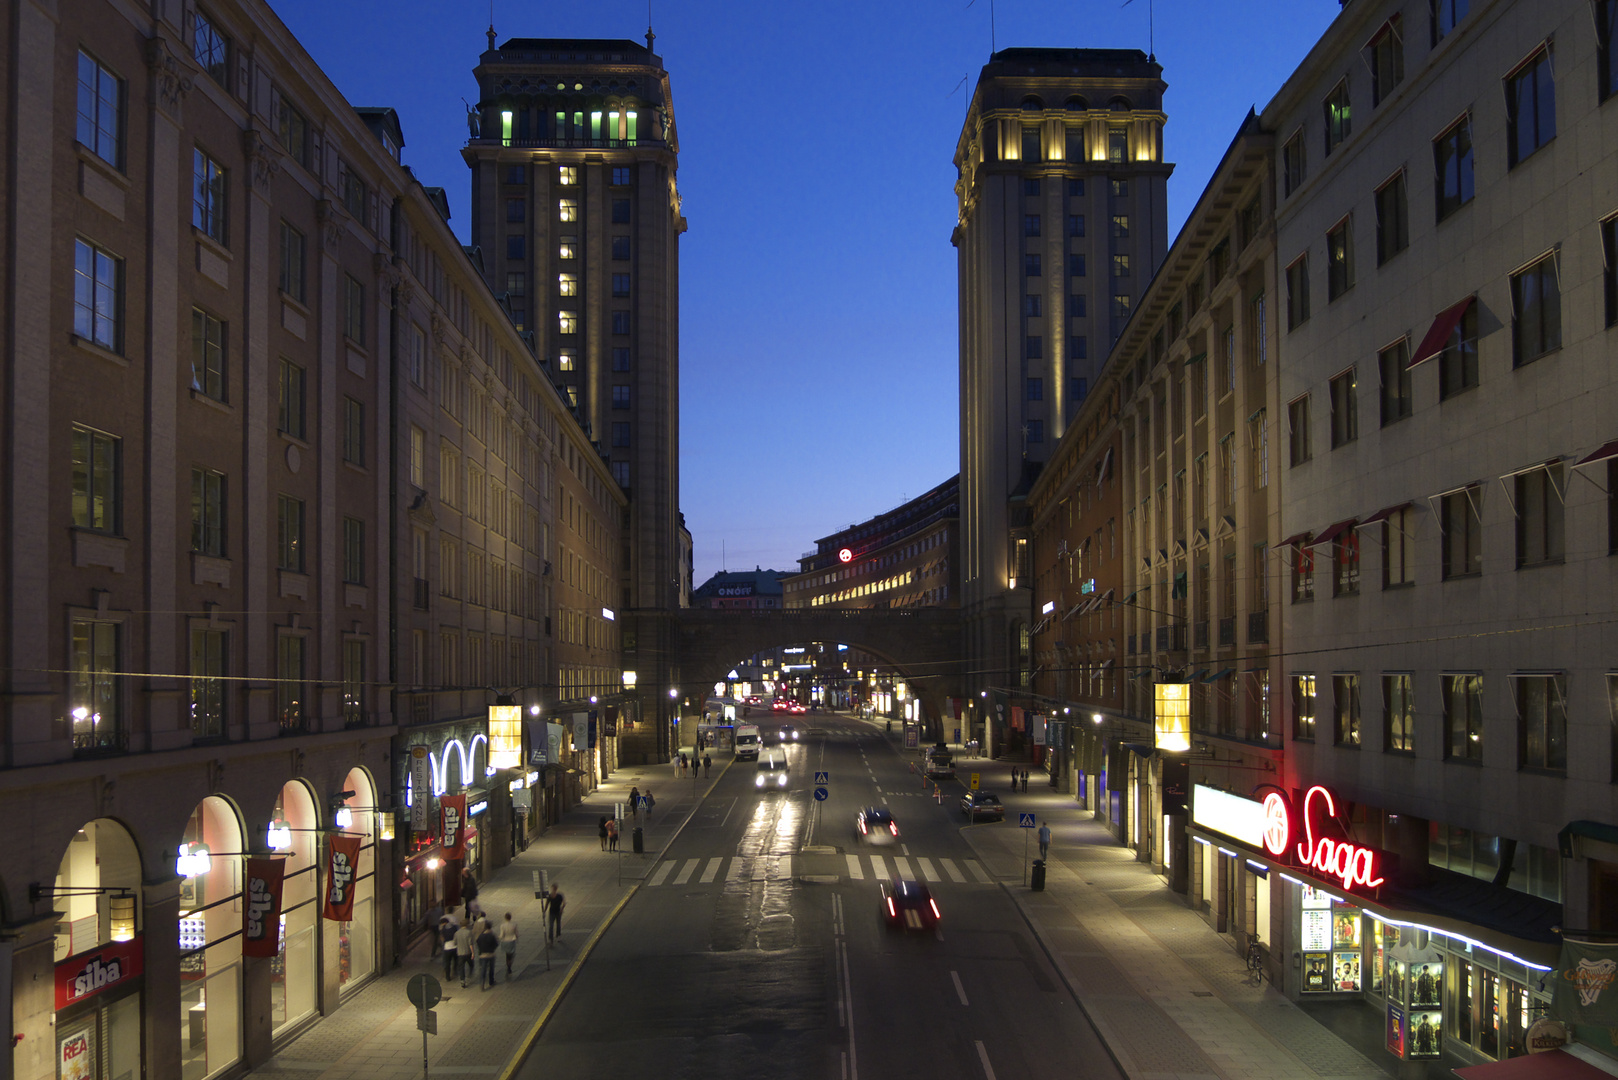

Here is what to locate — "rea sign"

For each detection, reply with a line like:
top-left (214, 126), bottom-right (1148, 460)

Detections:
top-left (1193, 783), bottom-right (1387, 895)
top-left (56, 937), bottom-right (143, 1009)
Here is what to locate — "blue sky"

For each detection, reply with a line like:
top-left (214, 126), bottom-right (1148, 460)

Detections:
top-left (274, 0), bottom-right (1341, 585)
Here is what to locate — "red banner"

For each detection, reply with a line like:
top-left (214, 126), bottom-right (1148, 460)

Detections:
top-left (55, 937), bottom-right (143, 1010)
top-left (242, 857), bottom-right (286, 957)
top-left (322, 834), bottom-right (362, 922)
top-left (440, 794), bottom-right (468, 861)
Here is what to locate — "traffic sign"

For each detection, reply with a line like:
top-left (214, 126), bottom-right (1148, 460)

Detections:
top-left (970, 773), bottom-right (980, 790)
top-left (814, 771), bottom-right (830, 784)
top-left (416, 1009), bottom-right (438, 1035)
top-left (406, 973), bottom-right (442, 1010)
top-left (814, 786), bottom-right (829, 801)
top-left (1018, 813), bottom-right (1036, 828)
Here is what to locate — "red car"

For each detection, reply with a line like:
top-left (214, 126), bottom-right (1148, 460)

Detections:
top-left (788, 702), bottom-right (807, 715)
top-left (771, 699), bottom-right (789, 712)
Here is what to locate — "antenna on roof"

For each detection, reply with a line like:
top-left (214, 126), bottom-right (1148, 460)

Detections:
top-left (646, 0), bottom-right (655, 52)
top-left (1121, 0), bottom-right (1155, 62)
top-left (486, 0), bottom-right (496, 51)
top-left (990, 0), bottom-right (996, 55)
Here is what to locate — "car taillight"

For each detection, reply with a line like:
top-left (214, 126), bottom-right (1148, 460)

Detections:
top-left (886, 898), bottom-right (896, 918)
top-left (859, 820), bottom-right (868, 834)
top-left (929, 900), bottom-right (941, 920)
top-left (889, 822), bottom-right (899, 836)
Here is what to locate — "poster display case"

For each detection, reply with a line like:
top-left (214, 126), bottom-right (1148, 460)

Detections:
top-left (1384, 939), bottom-right (1444, 1059)
top-left (1300, 886), bottom-right (1363, 993)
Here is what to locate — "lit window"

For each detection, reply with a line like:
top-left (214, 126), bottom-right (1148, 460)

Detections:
top-left (559, 199), bottom-right (578, 222)
top-left (559, 166), bottom-right (577, 185)
top-left (558, 273), bottom-right (577, 297)
top-left (192, 148), bottom-right (227, 244)
top-left (559, 310), bottom-right (578, 334)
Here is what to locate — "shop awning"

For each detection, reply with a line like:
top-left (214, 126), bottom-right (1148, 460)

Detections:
top-left (1202, 668), bottom-right (1235, 682)
top-left (1122, 742), bottom-right (1155, 757)
top-left (1313, 518), bottom-right (1357, 547)
top-left (1279, 531), bottom-right (1313, 550)
top-left (1357, 502), bottom-right (1412, 527)
top-left (1575, 439), bottom-right (1618, 469)
top-left (1452, 1049), bottom-right (1618, 1079)
top-left (1409, 295), bottom-right (1476, 368)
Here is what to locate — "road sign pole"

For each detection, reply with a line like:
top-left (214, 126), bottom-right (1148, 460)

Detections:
top-left (422, 1004), bottom-right (430, 1078)
top-left (1023, 828), bottom-right (1029, 885)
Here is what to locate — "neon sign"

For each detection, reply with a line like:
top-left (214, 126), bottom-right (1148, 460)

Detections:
top-left (1293, 786), bottom-right (1384, 891)
top-left (837, 548), bottom-right (853, 563)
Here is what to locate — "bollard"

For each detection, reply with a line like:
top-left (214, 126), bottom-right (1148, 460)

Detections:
top-left (1031, 859), bottom-right (1047, 891)
top-left (632, 826), bottom-right (644, 854)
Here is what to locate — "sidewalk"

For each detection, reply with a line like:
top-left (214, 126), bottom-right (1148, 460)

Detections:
top-left (246, 747), bottom-right (730, 1080)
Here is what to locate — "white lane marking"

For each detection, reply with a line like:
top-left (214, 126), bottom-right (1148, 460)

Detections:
top-left (727, 858), bottom-right (747, 882)
top-left (843, 942), bottom-right (860, 1080)
top-left (774, 855), bottom-right (794, 880)
top-left (649, 861), bottom-right (675, 886)
top-left (893, 857), bottom-right (912, 878)
top-left (900, 844), bottom-right (910, 856)
top-left (699, 857), bottom-right (722, 883)
top-left (845, 854), bottom-right (865, 880)
top-left (870, 856), bottom-right (890, 881)
top-left (951, 970), bottom-right (969, 1006)
top-left (917, 857), bottom-right (940, 882)
top-left (672, 859), bottom-right (699, 885)
top-left (940, 858), bottom-right (967, 883)
top-left (975, 1040), bottom-right (996, 1080)
top-left (965, 860), bottom-right (993, 884)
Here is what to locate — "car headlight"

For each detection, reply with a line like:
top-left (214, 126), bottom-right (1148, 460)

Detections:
top-left (755, 775), bottom-right (765, 787)
top-left (778, 773), bottom-right (787, 786)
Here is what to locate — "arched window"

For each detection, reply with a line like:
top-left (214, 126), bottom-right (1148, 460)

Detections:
top-left (1065, 95), bottom-right (1089, 111)
top-left (1109, 96), bottom-right (1133, 112)
top-left (1021, 95), bottom-right (1045, 111)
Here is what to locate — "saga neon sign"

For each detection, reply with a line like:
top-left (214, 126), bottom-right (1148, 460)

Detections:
top-left (1266, 785), bottom-right (1384, 891)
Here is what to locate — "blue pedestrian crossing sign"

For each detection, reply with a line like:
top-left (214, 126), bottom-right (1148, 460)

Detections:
top-left (814, 771), bottom-right (830, 784)
top-left (1019, 813), bottom-right (1036, 828)
top-left (814, 786), bottom-right (829, 801)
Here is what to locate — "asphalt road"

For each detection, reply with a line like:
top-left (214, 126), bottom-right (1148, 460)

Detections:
top-left (519, 711), bottom-right (1122, 1080)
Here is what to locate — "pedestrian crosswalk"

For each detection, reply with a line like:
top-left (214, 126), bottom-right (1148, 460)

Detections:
top-left (645, 853), bottom-right (995, 886)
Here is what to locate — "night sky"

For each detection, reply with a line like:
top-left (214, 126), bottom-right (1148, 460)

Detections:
top-left (272, 0), bottom-right (1340, 585)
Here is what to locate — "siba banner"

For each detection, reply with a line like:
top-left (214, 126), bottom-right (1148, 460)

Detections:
top-left (242, 857), bottom-right (286, 957)
top-left (55, 937), bottom-right (143, 1010)
top-left (322, 834), bottom-right (362, 922)
top-left (440, 794), bottom-right (468, 860)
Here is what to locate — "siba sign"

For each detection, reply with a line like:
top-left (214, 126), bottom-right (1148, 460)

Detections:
top-left (55, 936), bottom-right (143, 1009)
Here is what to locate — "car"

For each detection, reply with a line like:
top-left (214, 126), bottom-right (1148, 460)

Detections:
top-left (754, 755), bottom-right (789, 790)
top-left (880, 879), bottom-right (941, 931)
top-left (745, 695), bottom-right (761, 706)
top-left (855, 806), bottom-right (899, 844)
top-left (960, 791), bottom-right (1005, 822)
top-left (779, 724), bottom-right (799, 742)
top-left (788, 702), bottom-right (808, 715)
top-left (771, 699), bottom-right (790, 713)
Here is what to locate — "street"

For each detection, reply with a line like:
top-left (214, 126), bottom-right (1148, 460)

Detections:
top-left (520, 712), bottom-right (1121, 1079)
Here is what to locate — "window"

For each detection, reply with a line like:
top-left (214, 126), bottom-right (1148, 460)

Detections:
top-left (277, 635), bottom-right (305, 732)
top-left (558, 310), bottom-right (578, 334)
top-left (70, 619), bottom-right (122, 751)
top-left (1027, 420), bottom-right (1044, 444)
top-left (558, 165), bottom-right (577, 186)
top-left (1292, 674), bottom-right (1317, 740)
top-left (1327, 219), bottom-right (1354, 299)
top-left (1333, 532), bottom-right (1361, 596)
top-left (1219, 327), bottom-right (1235, 394)
top-left (1292, 544), bottom-right (1315, 602)
top-left (1283, 130), bottom-right (1306, 196)
top-left (612, 236), bottom-right (631, 260)
top-left (1323, 81), bottom-right (1352, 155)
top-left (612, 166), bottom-right (632, 185)
top-left (342, 639), bottom-right (364, 727)
top-left (73, 238), bottom-right (122, 351)
top-left (1330, 369), bottom-right (1358, 447)
top-left (1069, 293), bottom-right (1086, 318)
top-left (1110, 178), bottom-right (1129, 198)
top-left (506, 198), bottom-right (525, 223)
top-left (1440, 486), bottom-right (1482, 579)
top-left (1384, 674), bottom-right (1414, 752)
top-left (1026, 336), bottom-right (1043, 360)
top-left (1514, 463), bottom-right (1565, 567)
top-left (278, 221), bottom-right (305, 302)
top-left (612, 199), bottom-right (631, 224)
top-left (1250, 409), bottom-right (1269, 489)
top-left (1022, 294), bottom-right (1042, 318)
top-left (191, 308), bottom-right (226, 400)
top-left (1288, 395), bottom-right (1311, 466)
top-left (1286, 256), bottom-right (1310, 329)
top-left (612, 461), bottom-right (630, 487)
top-left (1023, 214), bottom-right (1041, 237)
top-left (1069, 254), bottom-right (1087, 277)
top-left (343, 274), bottom-right (365, 344)
top-left (1239, 197), bottom-right (1262, 250)
top-left (1513, 674), bottom-right (1566, 771)
top-left (191, 468), bottom-right (225, 556)
top-left (557, 199), bottom-right (578, 222)
top-left (1068, 214), bottom-right (1086, 238)
top-left (612, 385), bottom-right (631, 409)
top-left (1022, 177), bottom-right (1041, 196)
top-left (613, 347), bottom-right (631, 372)
top-left (1250, 294), bottom-right (1268, 366)
top-left (76, 51), bottom-right (122, 167)
top-left (1112, 293), bottom-right (1132, 320)
top-left (1026, 377), bottom-right (1043, 401)
top-left (1506, 50), bottom-right (1556, 168)
top-left (1070, 377), bottom-right (1088, 402)
top-left (612, 273), bottom-right (631, 297)
top-left (1431, 0), bottom-right (1468, 44)
top-left (1333, 675), bottom-right (1361, 746)
top-left (611, 311), bottom-right (631, 335)
top-left (278, 359), bottom-right (305, 439)
top-left (1442, 673), bottom-right (1483, 760)
top-left (1369, 19), bottom-right (1405, 105)
top-left (612, 422), bottom-right (631, 448)
top-left (1512, 253), bottom-right (1561, 365)
top-left (1024, 254), bottom-right (1042, 277)
top-left (193, 9), bottom-right (229, 86)
top-left (343, 517), bottom-right (365, 584)
top-left (1375, 173), bottom-right (1408, 265)
top-left (71, 425), bottom-right (120, 533)
top-left (1113, 254), bottom-right (1131, 278)
top-left (192, 148), bottom-right (227, 243)
top-left (1074, 335), bottom-right (1088, 359)
top-left (1606, 217), bottom-right (1618, 328)
top-left (507, 271), bottom-right (527, 297)
top-left (557, 273), bottom-right (577, 297)
top-left (1435, 117), bottom-right (1475, 222)
top-left (343, 397), bottom-right (364, 465)
top-left (1108, 126), bottom-right (1127, 162)
top-left (1439, 300), bottom-right (1479, 398)
top-left (1218, 435), bottom-right (1235, 508)
top-left (508, 235), bottom-right (525, 260)
top-left (1111, 215), bottom-right (1130, 239)
top-left (1384, 506), bottom-right (1415, 587)
top-left (277, 494), bottom-right (304, 572)
top-left (1379, 340), bottom-right (1412, 426)
top-left (190, 627), bottom-right (226, 739)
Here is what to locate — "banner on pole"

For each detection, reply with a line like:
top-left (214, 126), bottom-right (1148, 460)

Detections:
top-left (242, 857), bottom-right (286, 957)
top-left (322, 834), bottom-right (362, 921)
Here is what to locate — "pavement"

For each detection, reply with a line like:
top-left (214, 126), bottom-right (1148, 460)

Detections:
top-left (245, 746), bottom-right (729, 1080)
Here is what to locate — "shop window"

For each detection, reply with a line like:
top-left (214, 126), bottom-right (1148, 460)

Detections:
top-left (178, 796), bottom-right (244, 1080)
top-left (270, 782), bottom-right (320, 1035)
top-left (1298, 886), bottom-right (1362, 993)
top-left (1292, 674), bottom-right (1316, 740)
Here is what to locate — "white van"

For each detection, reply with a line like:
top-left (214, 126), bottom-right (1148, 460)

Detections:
top-left (735, 723), bottom-right (761, 760)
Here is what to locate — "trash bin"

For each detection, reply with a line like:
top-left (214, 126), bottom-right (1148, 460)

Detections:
top-left (1030, 859), bottom-right (1046, 891)
top-left (632, 827), bottom-right (644, 854)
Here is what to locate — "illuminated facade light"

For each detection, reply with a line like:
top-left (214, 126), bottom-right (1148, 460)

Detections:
top-left (1154, 681), bottom-right (1191, 752)
top-left (266, 818), bottom-right (292, 851)
top-left (488, 698), bottom-right (523, 769)
top-left (176, 842), bottom-right (212, 878)
top-left (109, 893), bottom-right (136, 942)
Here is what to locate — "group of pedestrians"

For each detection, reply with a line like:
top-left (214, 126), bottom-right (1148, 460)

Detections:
top-left (674, 752), bottom-right (712, 778)
top-left (1008, 766), bottom-right (1032, 792)
top-left (597, 815), bottom-right (620, 851)
top-left (431, 873), bottom-right (565, 990)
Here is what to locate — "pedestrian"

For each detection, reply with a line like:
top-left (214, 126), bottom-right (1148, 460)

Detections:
top-left (498, 912), bottom-right (519, 976)
top-left (607, 817), bottom-right (619, 851)
top-left (1024, 769), bottom-right (1031, 792)
top-left (598, 815), bottom-right (609, 851)
top-left (476, 920), bottom-right (500, 989)
top-left (453, 919), bottom-right (474, 988)
top-left (628, 786), bottom-right (641, 820)
top-left (461, 867), bottom-right (479, 908)
top-left (546, 884), bottom-right (565, 942)
top-left (643, 789), bottom-right (655, 823)
top-left (424, 903), bottom-right (444, 956)
top-left (439, 917), bottom-right (457, 979)
top-left (703, 752), bottom-right (712, 778)
top-left (1038, 822), bottom-right (1051, 860)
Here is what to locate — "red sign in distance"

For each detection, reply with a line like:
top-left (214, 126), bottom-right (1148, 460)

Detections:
top-left (1293, 785), bottom-right (1385, 891)
top-left (837, 548), bottom-right (852, 564)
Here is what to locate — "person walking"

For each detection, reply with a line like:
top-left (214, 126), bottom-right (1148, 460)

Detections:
top-left (606, 817), bottom-right (619, 851)
top-left (598, 815), bottom-right (609, 851)
top-left (439, 917), bottom-right (457, 979)
top-left (453, 919), bottom-right (474, 988)
top-left (703, 752), bottom-right (712, 778)
top-left (643, 789), bottom-right (655, 823)
top-left (1038, 822), bottom-right (1051, 860)
top-left (628, 786), bottom-right (641, 821)
top-left (476, 919), bottom-right (500, 989)
top-left (546, 884), bottom-right (565, 942)
top-left (498, 912), bottom-right (519, 977)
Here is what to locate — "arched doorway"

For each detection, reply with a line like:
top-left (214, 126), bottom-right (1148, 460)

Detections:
top-left (177, 795), bottom-right (244, 1080)
top-left (267, 780), bottom-right (319, 1037)
top-left (51, 818), bottom-right (143, 1080)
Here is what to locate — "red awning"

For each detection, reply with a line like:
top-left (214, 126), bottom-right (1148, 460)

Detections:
top-left (1364, 17), bottom-right (1399, 47)
top-left (1575, 439), bottom-right (1618, 468)
top-left (1452, 1048), bottom-right (1618, 1080)
top-left (1313, 518), bottom-right (1357, 547)
top-left (1279, 531), bottom-right (1313, 549)
top-left (1408, 295), bottom-right (1476, 369)
top-left (1358, 502), bottom-right (1412, 527)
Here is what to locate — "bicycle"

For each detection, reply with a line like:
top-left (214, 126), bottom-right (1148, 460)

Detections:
top-left (1245, 939), bottom-right (1265, 984)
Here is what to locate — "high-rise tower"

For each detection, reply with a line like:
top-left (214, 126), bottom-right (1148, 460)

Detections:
top-left (467, 35), bottom-right (686, 761)
top-left (954, 48), bottom-right (1171, 715)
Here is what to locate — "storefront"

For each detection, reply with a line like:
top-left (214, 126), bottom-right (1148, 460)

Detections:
top-left (266, 780), bottom-right (320, 1039)
top-left (397, 719), bottom-right (490, 940)
top-left (176, 795), bottom-right (244, 1080)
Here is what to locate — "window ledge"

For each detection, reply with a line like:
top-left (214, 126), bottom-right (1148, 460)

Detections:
top-left (71, 334), bottom-right (129, 367)
top-left (1515, 558), bottom-right (1566, 571)
top-left (279, 291), bottom-right (310, 318)
top-left (75, 142), bottom-right (130, 186)
top-left (190, 389), bottom-right (234, 414)
top-left (192, 228), bottom-right (232, 261)
top-left (1513, 346), bottom-right (1562, 369)
top-left (1518, 765), bottom-right (1567, 778)
top-left (1441, 573), bottom-right (1483, 582)
top-left (278, 430), bottom-right (311, 449)
top-left (343, 336), bottom-right (369, 356)
top-left (1381, 581), bottom-right (1416, 591)
top-left (342, 460), bottom-right (369, 476)
top-left (1382, 748), bottom-right (1416, 757)
top-left (191, 553), bottom-right (231, 588)
top-left (1444, 756), bottom-right (1484, 767)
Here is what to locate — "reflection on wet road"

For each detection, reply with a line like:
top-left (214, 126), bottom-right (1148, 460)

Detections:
top-left (713, 791), bottom-right (802, 951)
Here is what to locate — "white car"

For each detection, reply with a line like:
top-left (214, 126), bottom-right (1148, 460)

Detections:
top-left (755, 755), bottom-right (789, 790)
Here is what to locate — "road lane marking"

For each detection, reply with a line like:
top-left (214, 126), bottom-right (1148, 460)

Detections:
top-left (900, 844), bottom-right (909, 856)
top-left (870, 856), bottom-right (890, 881)
top-left (965, 860), bottom-right (993, 884)
top-left (975, 1040), bottom-right (996, 1080)
top-left (845, 854), bottom-right (864, 880)
top-left (917, 857), bottom-right (940, 882)
top-left (672, 859), bottom-right (699, 885)
top-left (940, 859), bottom-right (966, 883)
top-left (699, 858), bottom-right (722, 883)
top-left (951, 970), bottom-right (969, 1006)
top-left (649, 861), bottom-right (675, 886)
top-left (727, 858), bottom-right (747, 882)
top-left (842, 942), bottom-right (859, 1080)
top-left (893, 857), bottom-right (912, 878)
top-left (774, 855), bottom-right (794, 880)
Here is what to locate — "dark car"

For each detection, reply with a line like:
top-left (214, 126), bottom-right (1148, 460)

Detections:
top-left (881, 879), bottom-right (941, 931)
top-left (960, 791), bottom-right (1005, 821)
top-left (855, 806), bottom-right (899, 845)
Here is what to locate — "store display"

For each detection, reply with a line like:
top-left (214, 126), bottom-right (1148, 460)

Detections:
top-left (1302, 910), bottom-right (1331, 952)
top-left (1412, 962), bottom-right (1441, 1006)
top-left (1333, 950), bottom-right (1361, 991)
top-left (1386, 1004), bottom-right (1405, 1057)
top-left (1409, 1009), bottom-right (1442, 1057)
top-left (1303, 953), bottom-right (1331, 991)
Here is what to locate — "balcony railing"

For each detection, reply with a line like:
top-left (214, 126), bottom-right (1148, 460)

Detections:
top-left (470, 136), bottom-right (666, 151)
top-left (1218, 616), bottom-right (1236, 646)
top-left (1248, 609), bottom-right (1269, 644)
top-left (72, 726), bottom-right (128, 757)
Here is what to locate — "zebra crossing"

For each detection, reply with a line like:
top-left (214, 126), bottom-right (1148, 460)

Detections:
top-left (644, 853), bottom-right (995, 886)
